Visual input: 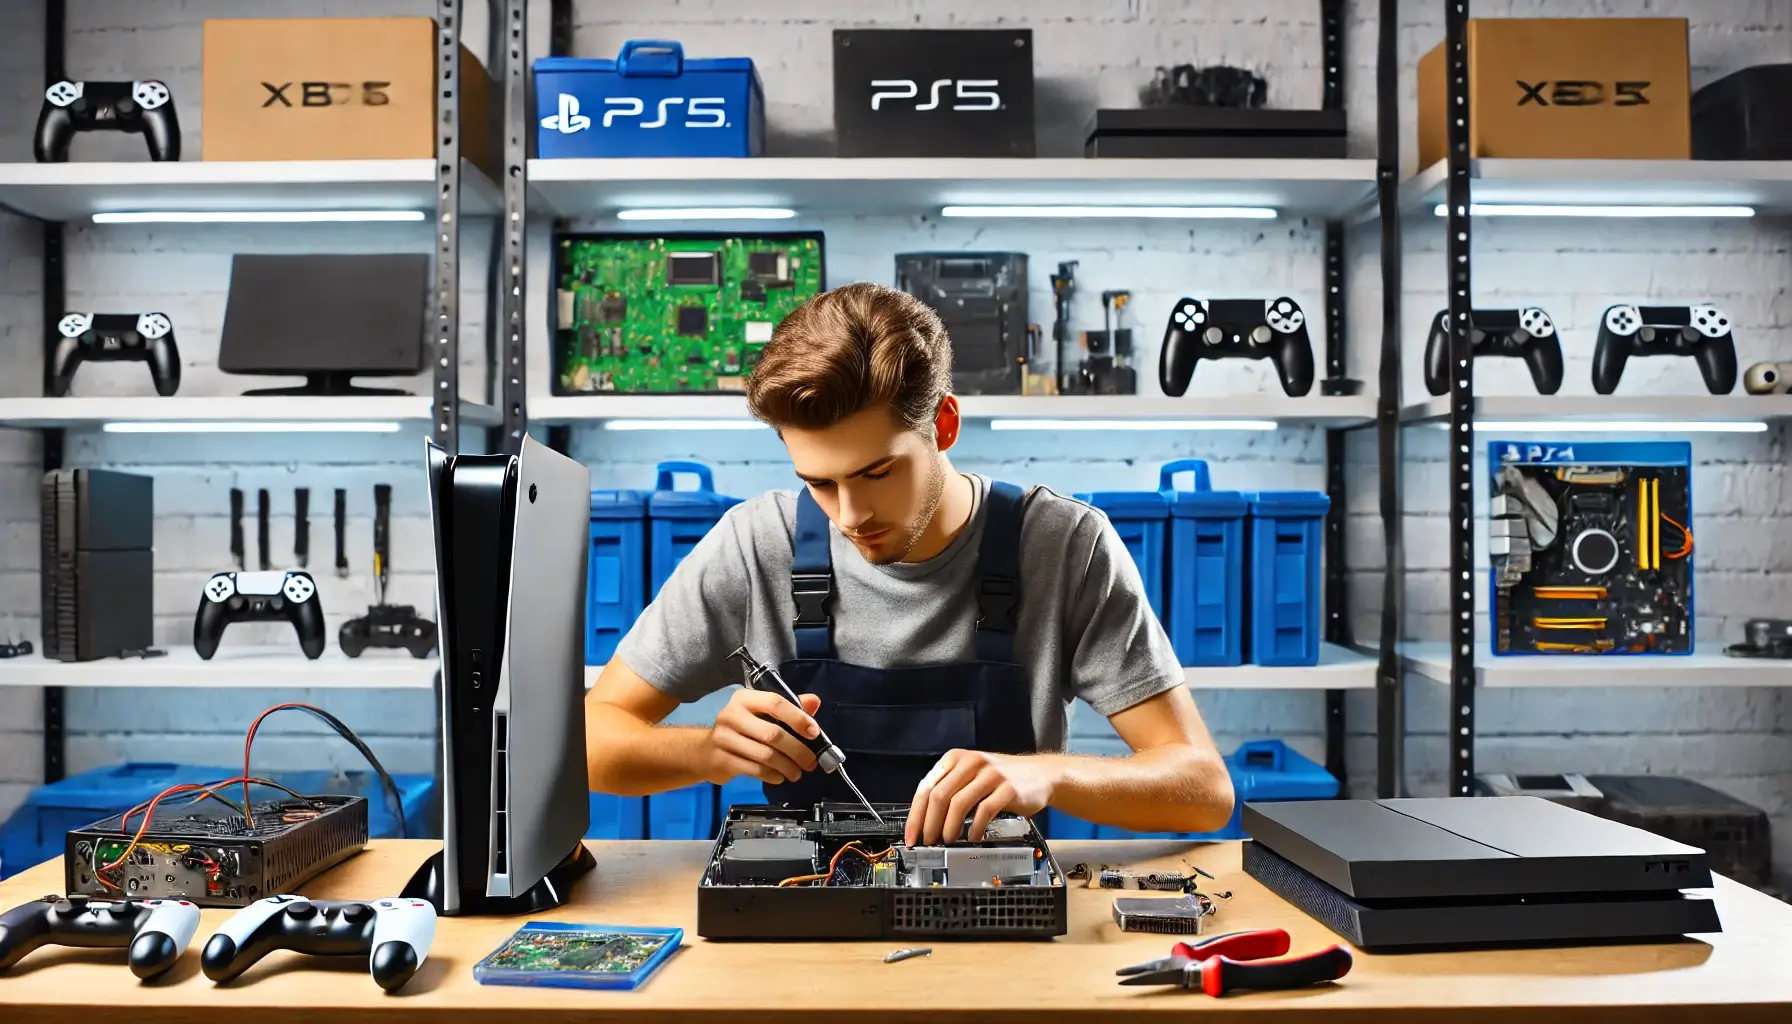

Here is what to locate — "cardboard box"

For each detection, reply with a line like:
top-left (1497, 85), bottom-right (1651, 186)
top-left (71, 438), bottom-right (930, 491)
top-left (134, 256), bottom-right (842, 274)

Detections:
top-left (203, 17), bottom-right (492, 169)
top-left (1418, 18), bottom-right (1689, 166)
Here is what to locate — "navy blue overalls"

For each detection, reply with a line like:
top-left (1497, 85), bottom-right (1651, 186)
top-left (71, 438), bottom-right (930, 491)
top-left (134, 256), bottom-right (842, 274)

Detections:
top-left (761, 481), bottom-right (1039, 807)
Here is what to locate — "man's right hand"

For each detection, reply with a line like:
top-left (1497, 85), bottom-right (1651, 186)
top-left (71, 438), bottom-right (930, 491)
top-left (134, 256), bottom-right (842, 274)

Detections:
top-left (700, 689), bottom-right (823, 785)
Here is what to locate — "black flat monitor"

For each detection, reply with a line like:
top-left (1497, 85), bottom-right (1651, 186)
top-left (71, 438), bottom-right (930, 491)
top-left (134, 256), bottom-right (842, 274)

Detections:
top-left (403, 434), bottom-right (595, 915)
top-left (218, 253), bottom-right (429, 396)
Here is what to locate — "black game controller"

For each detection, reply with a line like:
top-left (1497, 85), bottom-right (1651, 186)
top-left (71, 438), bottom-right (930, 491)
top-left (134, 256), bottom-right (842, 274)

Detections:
top-left (194, 570), bottom-right (327, 661)
top-left (35, 80), bottom-right (181, 162)
top-left (0, 895), bottom-right (200, 980)
top-left (1159, 297), bottom-right (1315, 398)
top-left (1592, 303), bottom-right (1738, 395)
top-left (50, 313), bottom-right (181, 397)
top-left (1423, 307), bottom-right (1564, 396)
top-left (340, 606), bottom-right (438, 659)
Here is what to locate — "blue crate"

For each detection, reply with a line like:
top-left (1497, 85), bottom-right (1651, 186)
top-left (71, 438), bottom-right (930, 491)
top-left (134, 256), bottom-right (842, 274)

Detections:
top-left (1045, 740), bottom-right (1338, 842)
top-left (648, 783), bottom-right (719, 840)
top-left (719, 775), bottom-right (769, 810)
top-left (0, 764), bottom-right (434, 879)
top-left (535, 41), bottom-right (764, 159)
top-left (1076, 484), bottom-right (1170, 621)
top-left (1246, 491), bottom-right (1331, 667)
top-left (587, 793), bottom-right (648, 840)
top-left (1163, 461), bottom-right (1248, 668)
top-left (649, 461), bottom-right (742, 598)
top-left (588, 489), bottom-right (650, 665)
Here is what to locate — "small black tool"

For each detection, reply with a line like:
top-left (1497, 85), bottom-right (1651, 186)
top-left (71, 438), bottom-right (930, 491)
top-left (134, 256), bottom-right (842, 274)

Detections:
top-left (1051, 261), bottom-right (1080, 395)
top-left (730, 646), bottom-right (882, 823)
top-left (333, 487), bottom-right (349, 579)
top-left (294, 488), bottom-right (310, 569)
top-left (373, 483), bottom-right (391, 606)
top-left (257, 488), bottom-right (271, 571)
top-left (229, 488), bottom-right (245, 571)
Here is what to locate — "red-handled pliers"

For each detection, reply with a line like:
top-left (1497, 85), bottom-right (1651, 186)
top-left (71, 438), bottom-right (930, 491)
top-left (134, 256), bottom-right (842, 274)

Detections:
top-left (1116, 928), bottom-right (1353, 996)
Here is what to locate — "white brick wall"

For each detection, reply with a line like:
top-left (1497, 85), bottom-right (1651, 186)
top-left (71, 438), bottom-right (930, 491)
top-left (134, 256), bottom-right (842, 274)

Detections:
top-left (0, 0), bottom-right (1785, 882)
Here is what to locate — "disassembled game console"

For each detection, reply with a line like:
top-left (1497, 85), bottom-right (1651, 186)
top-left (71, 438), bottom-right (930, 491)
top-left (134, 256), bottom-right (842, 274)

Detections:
top-left (1488, 441), bottom-right (1693, 656)
top-left (64, 795), bottom-right (369, 907)
top-left (895, 251), bottom-right (1029, 395)
top-left (699, 803), bottom-right (1067, 941)
top-left (552, 233), bottom-right (825, 394)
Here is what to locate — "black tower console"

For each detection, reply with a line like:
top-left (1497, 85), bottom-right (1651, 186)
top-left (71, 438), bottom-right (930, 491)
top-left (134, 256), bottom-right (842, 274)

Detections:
top-left (40, 469), bottom-right (154, 662)
top-left (403, 435), bottom-right (594, 915)
top-left (895, 252), bottom-right (1029, 395)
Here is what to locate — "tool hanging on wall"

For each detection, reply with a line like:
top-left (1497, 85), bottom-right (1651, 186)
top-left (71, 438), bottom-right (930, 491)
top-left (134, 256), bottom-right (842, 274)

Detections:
top-left (256, 489), bottom-right (271, 571)
top-left (372, 483), bottom-right (391, 606)
top-left (333, 488), bottom-right (349, 579)
top-left (340, 483), bottom-right (437, 659)
top-left (1051, 261), bottom-right (1081, 395)
top-left (229, 488), bottom-right (245, 571)
top-left (293, 488), bottom-right (310, 569)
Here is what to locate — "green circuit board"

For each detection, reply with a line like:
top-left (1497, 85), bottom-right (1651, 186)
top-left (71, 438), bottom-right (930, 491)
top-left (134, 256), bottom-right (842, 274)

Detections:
top-left (552, 233), bottom-right (825, 394)
top-left (482, 929), bottom-right (670, 974)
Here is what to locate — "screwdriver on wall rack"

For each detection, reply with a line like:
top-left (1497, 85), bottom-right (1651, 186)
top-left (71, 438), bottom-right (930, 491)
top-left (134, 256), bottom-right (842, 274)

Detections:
top-left (731, 646), bottom-right (883, 823)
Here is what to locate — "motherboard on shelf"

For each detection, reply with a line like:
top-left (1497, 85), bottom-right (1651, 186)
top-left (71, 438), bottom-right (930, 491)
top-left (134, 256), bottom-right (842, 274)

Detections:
top-left (552, 232), bottom-right (825, 394)
top-left (698, 802), bottom-right (1067, 940)
top-left (1488, 441), bottom-right (1694, 656)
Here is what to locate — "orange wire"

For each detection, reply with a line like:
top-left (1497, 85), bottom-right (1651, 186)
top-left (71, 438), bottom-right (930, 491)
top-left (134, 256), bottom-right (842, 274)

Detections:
top-left (1661, 515), bottom-right (1693, 559)
top-left (242, 702), bottom-right (317, 826)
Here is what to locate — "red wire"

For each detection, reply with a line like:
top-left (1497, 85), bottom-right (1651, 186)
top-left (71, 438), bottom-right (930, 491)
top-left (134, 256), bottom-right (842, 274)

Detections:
top-left (242, 702), bottom-right (314, 827)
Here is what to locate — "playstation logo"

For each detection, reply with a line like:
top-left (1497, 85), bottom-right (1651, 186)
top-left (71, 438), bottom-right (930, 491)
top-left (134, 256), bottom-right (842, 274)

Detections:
top-left (541, 93), bottom-right (591, 134)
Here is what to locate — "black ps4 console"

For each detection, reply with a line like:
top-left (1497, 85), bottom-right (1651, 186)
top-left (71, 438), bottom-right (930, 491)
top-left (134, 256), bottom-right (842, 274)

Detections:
top-left (403, 434), bottom-right (595, 915)
top-left (40, 469), bottom-right (154, 661)
top-left (1085, 108), bottom-right (1346, 159)
top-left (1244, 797), bottom-right (1722, 951)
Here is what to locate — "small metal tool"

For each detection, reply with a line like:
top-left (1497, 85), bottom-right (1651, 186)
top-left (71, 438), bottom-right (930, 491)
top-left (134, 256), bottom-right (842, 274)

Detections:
top-left (884, 947), bottom-right (931, 964)
top-left (730, 646), bottom-right (883, 824)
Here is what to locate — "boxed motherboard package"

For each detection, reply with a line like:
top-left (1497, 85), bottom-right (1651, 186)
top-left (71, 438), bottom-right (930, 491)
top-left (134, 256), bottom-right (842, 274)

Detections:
top-left (552, 232), bottom-right (824, 394)
top-left (698, 803), bottom-right (1067, 940)
top-left (1488, 440), bottom-right (1693, 656)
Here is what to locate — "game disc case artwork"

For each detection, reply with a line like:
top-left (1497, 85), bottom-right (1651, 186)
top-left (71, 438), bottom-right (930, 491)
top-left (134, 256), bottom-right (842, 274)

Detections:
top-left (473, 922), bottom-right (683, 990)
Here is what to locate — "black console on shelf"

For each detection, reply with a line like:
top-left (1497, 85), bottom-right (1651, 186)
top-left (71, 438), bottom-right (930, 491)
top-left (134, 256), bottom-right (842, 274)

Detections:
top-left (218, 254), bottom-right (430, 396)
top-left (40, 469), bottom-right (155, 662)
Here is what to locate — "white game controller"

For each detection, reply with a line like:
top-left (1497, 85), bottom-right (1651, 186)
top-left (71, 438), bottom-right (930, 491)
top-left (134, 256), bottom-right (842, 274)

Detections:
top-left (202, 895), bottom-right (437, 992)
top-left (194, 570), bottom-right (326, 660)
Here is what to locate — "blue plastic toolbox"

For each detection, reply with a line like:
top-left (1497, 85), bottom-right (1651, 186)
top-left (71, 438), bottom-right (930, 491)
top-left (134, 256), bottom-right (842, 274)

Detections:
top-left (1076, 484), bottom-right (1169, 620)
top-left (1045, 739), bottom-right (1337, 841)
top-left (648, 784), bottom-right (719, 840)
top-left (1246, 491), bottom-right (1331, 666)
top-left (0, 764), bottom-right (433, 879)
top-left (535, 41), bottom-right (764, 159)
top-left (649, 461), bottom-right (742, 598)
top-left (1163, 460), bottom-right (1248, 667)
top-left (588, 488), bottom-right (650, 665)
top-left (587, 793), bottom-right (648, 840)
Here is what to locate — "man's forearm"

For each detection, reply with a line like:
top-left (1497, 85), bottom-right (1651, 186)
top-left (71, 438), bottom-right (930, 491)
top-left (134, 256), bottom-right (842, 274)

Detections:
top-left (1040, 744), bottom-right (1235, 834)
top-left (584, 702), bottom-right (713, 796)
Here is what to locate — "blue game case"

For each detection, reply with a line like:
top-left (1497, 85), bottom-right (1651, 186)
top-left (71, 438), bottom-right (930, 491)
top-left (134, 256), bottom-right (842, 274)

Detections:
top-left (472, 922), bottom-right (684, 991)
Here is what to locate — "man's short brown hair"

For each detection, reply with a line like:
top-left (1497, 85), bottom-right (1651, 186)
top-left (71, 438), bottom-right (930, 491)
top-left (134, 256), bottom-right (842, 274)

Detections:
top-left (746, 282), bottom-right (951, 434)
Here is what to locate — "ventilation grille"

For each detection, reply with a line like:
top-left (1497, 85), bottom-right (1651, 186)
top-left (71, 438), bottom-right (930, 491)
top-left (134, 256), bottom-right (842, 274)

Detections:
top-left (889, 887), bottom-right (1060, 936)
top-left (39, 473), bottom-right (78, 659)
top-left (1242, 841), bottom-right (1365, 946)
top-left (264, 798), bottom-right (367, 891)
top-left (492, 713), bottom-right (509, 875)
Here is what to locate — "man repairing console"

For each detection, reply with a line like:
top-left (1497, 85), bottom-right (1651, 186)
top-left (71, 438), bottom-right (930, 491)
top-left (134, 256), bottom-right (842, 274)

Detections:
top-left (584, 282), bottom-right (1235, 845)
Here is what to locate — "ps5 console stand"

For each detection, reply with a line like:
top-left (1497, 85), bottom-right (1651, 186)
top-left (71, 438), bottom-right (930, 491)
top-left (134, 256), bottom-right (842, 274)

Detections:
top-left (241, 372), bottom-right (410, 397)
top-left (407, 434), bottom-right (594, 916)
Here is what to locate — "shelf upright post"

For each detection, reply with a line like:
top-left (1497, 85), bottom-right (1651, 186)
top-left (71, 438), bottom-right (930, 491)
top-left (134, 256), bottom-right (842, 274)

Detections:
top-left (498, 0), bottom-right (529, 457)
top-left (1319, 0), bottom-right (1349, 791)
top-left (1444, 0), bottom-right (1477, 796)
top-left (543, 0), bottom-right (575, 457)
top-left (1372, 0), bottom-right (1406, 799)
top-left (434, 0), bottom-right (466, 454)
top-left (39, 0), bottom-right (68, 785)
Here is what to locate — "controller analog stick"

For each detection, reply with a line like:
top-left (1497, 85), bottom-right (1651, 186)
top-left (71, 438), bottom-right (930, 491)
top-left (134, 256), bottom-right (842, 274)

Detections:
top-left (1571, 529), bottom-right (1620, 576)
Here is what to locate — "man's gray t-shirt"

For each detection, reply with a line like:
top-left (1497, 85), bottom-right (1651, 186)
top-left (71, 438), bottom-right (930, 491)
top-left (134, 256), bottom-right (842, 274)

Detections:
top-left (615, 474), bottom-right (1183, 751)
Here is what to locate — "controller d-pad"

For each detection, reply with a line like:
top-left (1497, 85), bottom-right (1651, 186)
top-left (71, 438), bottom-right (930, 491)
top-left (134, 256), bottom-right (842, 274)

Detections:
top-left (1264, 299), bottom-right (1304, 332)
top-left (1518, 308), bottom-right (1554, 337)
top-left (58, 313), bottom-right (91, 338)
top-left (1173, 304), bottom-right (1204, 331)
top-left (45, 81), bottom-right (82, 106)
top-left (132, 81), bottom-right (171, 110)
top-left (1604, 306), bottom-right (1641, 335)
top-left (204, 577), bottom-right (235, 602)
top-left (136, 313), bottom-right (172, 339)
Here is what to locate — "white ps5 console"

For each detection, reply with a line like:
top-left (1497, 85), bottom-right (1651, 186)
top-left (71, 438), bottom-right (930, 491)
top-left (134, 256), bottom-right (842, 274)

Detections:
top-left (403, 434), bottom-right (595, 915)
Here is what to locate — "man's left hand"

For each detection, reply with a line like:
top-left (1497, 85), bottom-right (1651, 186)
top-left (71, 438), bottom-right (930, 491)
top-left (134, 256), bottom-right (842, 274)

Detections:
top-left (905, 749), bottom-right (1056, 845)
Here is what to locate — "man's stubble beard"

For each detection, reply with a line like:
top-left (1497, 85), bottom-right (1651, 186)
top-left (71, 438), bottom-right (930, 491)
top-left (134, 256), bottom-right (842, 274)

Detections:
top-left (869, 454), bottom-right (948, 565)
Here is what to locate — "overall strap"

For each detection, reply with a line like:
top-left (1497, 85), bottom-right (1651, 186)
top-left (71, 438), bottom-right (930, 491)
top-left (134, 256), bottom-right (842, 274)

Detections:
top-left (791, 488), bottom-right (836, 659)
top-left (974, 481), bottom-right (1026, 662)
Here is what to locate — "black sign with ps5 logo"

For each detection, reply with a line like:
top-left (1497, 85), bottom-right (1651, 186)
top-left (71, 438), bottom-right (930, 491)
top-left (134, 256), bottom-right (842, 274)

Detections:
top-left (833, 29), bottom-right (1034, 157)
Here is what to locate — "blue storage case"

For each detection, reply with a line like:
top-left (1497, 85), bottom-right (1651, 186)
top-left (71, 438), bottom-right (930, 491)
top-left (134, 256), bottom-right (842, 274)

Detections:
top-left (1163, 460), bottom-right (1248, 667)
top-left (535, 41), bottom-right (764, 159)
top-left (1246, 491), bottom-right (1331, 667)
top-left (1075, 485), bottom-right (1169, 620)
top-left (588, 489), bottom-right (650, 665)
top-left (649, 461), bottom-right (742, 598)
top-left (648, 784), bottom-right (719, 840)
top-left (587, 793), bottom-right (648, 840)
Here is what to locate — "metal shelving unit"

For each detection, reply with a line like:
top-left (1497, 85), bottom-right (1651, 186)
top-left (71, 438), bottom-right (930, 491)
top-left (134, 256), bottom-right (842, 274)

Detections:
top-left (9, 0), bottom-right (516, 781)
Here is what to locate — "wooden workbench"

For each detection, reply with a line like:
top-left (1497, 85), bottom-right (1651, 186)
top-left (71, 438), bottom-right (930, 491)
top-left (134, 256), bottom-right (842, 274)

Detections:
top-left (2, 838), bottom-right (1791, 1022)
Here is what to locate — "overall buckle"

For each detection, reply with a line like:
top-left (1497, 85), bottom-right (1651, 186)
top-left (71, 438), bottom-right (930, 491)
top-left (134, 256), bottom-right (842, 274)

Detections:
top-left (792, 573), bottom-right (832, 626)
top-left (977, 577), bottom-right (1018, 633)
